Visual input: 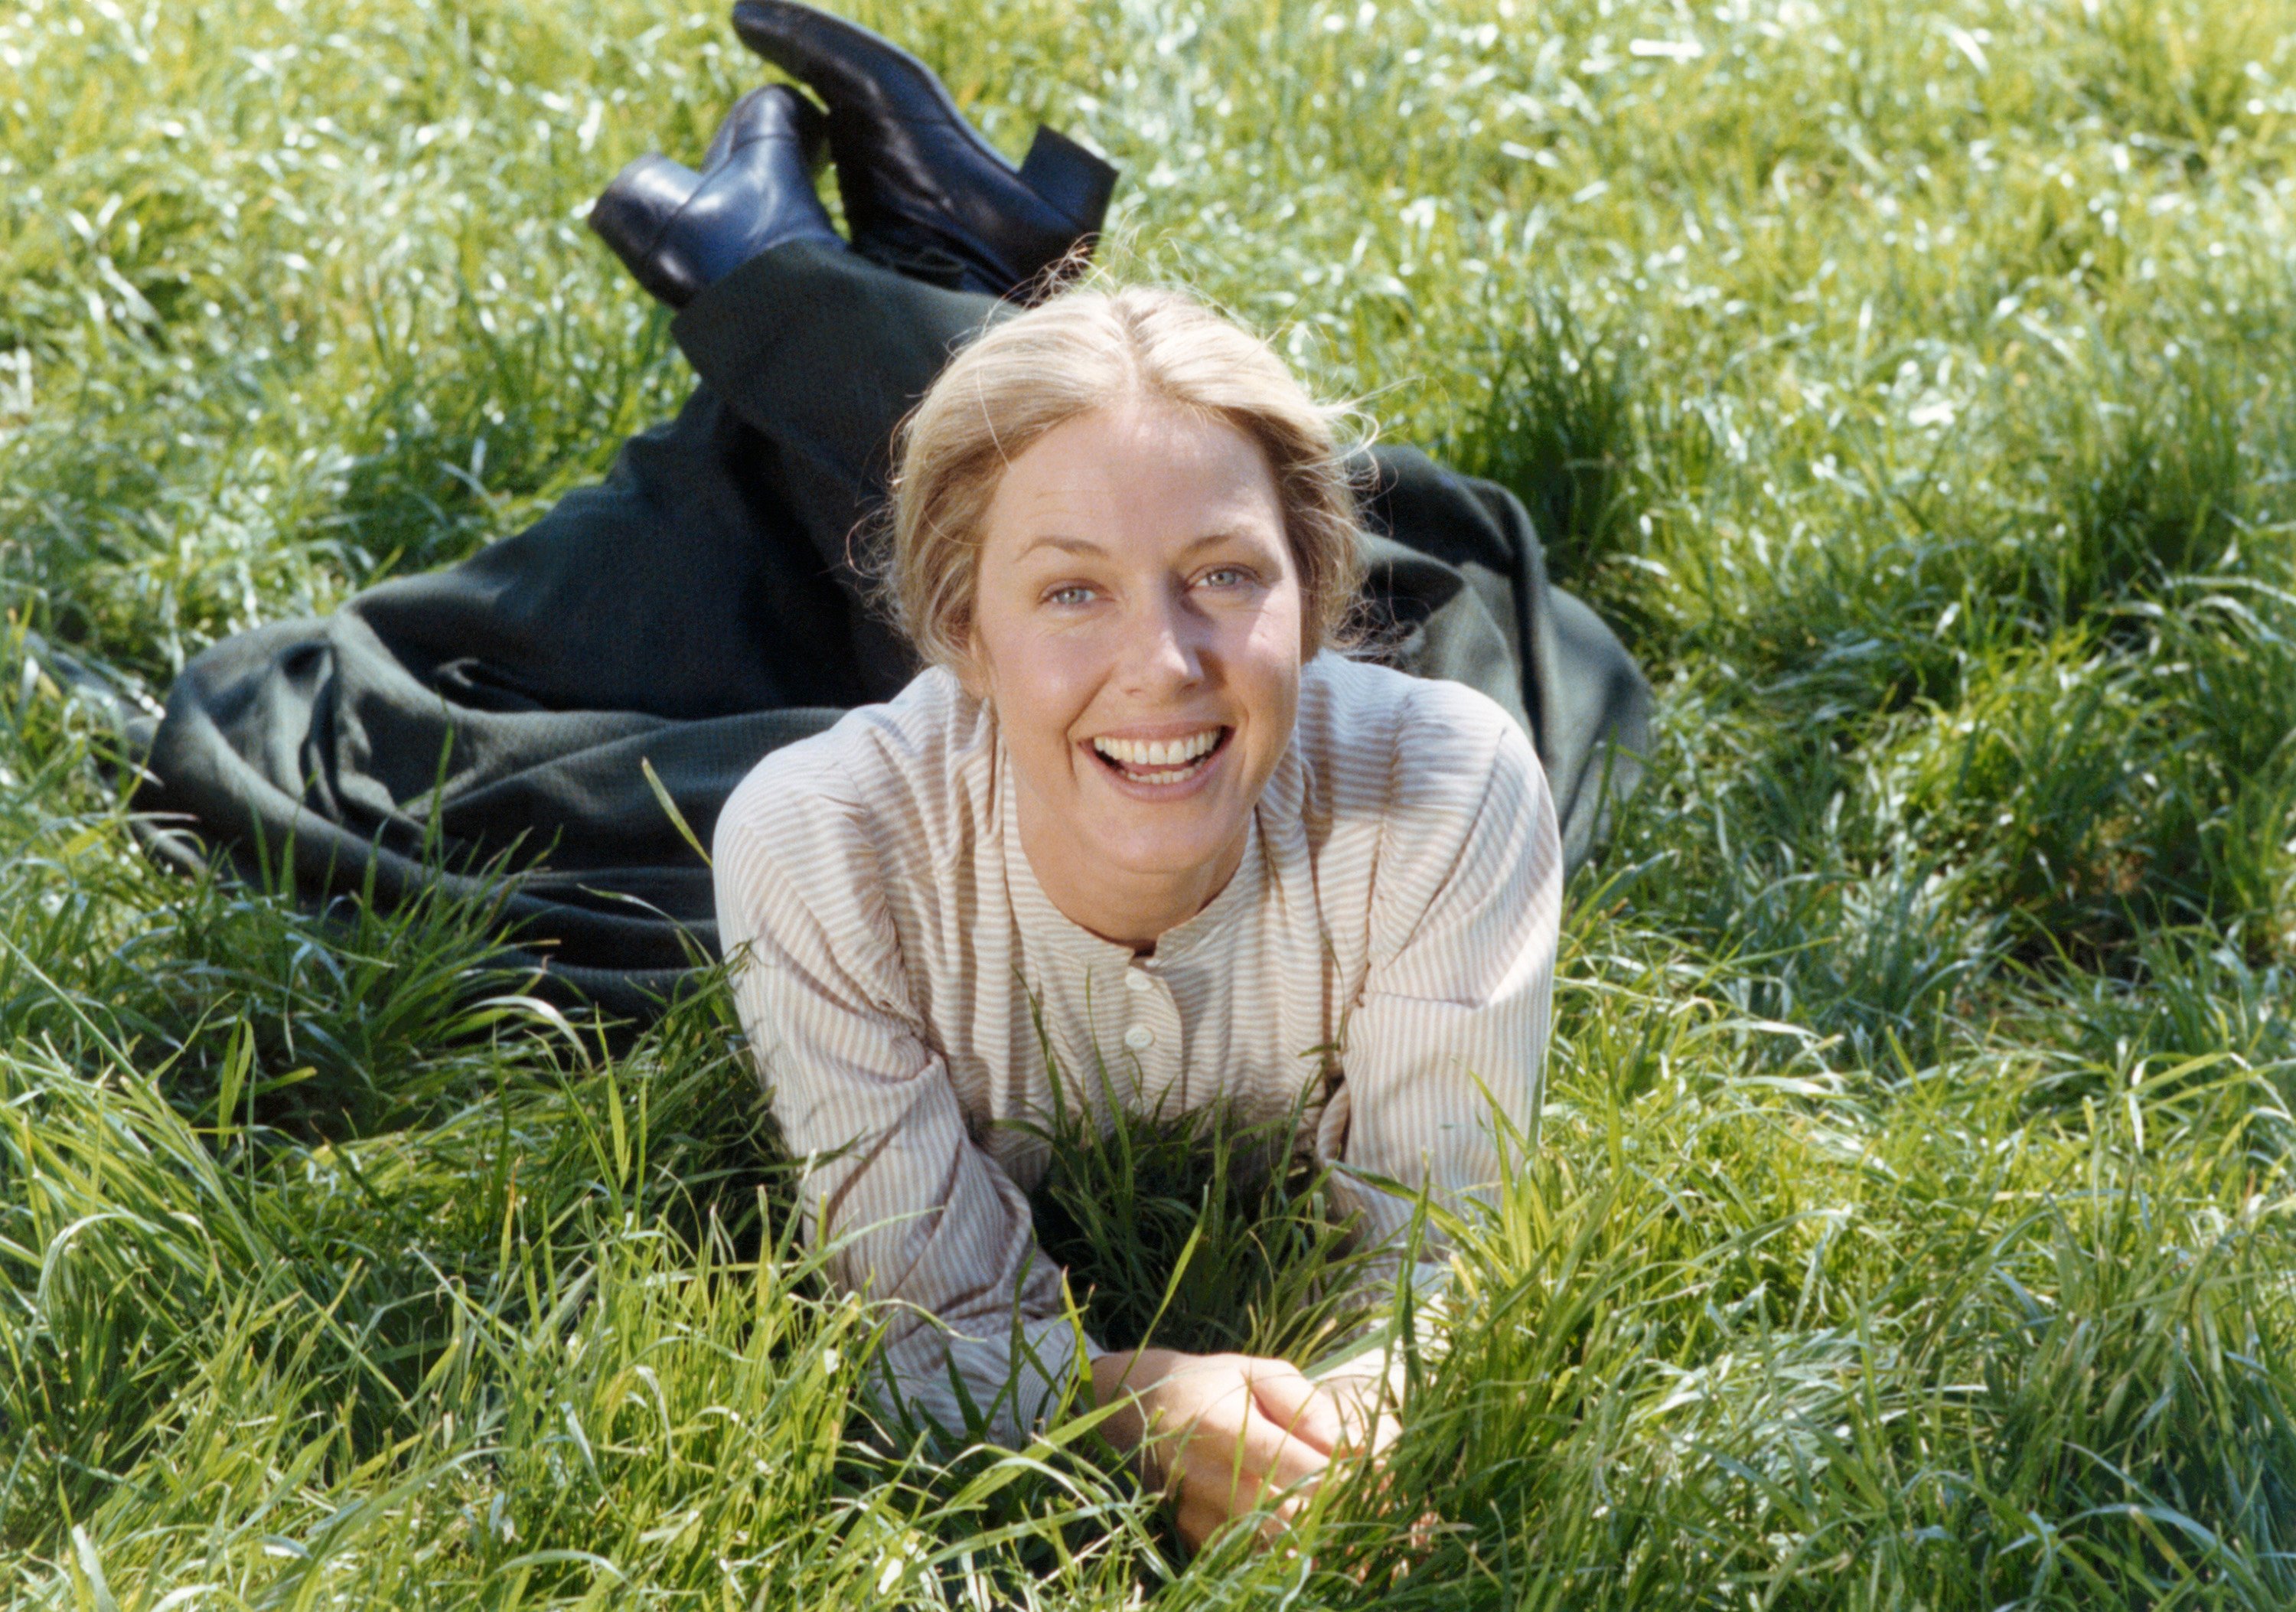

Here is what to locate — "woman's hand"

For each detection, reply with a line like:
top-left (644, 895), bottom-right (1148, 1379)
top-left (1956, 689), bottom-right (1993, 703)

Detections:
top-left (1091, 1347), bottom-right (1397, 1552)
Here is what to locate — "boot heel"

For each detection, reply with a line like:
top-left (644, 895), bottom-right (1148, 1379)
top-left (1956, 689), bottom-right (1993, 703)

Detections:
top-left (1018, 126), bottom-right (1119, 230)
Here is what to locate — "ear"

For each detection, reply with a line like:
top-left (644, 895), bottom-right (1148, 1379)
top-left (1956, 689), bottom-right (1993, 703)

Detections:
top-left (949, 626), bottom-right (991, 705)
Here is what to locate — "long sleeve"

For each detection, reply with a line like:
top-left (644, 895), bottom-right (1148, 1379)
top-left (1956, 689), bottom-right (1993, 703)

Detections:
top-left (703, 655), bottom-right (1557, 1449)
top-left (1317, 678), bottom-right (1561, 1287)
top-left (713, 764), bottom-right (1088, 1448)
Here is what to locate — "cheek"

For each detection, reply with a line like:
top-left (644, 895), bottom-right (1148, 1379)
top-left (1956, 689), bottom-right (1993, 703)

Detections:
top-left (975, 618), bottom-right (1106, 743)
top-left (1235, 589), bottom-right (1306, 704)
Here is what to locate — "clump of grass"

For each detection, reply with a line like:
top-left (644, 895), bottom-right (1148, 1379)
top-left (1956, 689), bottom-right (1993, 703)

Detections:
top-left (1027, 1095), bottom-right (1377, 1363)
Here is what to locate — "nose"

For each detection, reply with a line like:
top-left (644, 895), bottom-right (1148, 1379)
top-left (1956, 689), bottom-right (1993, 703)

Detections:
top-left (1117, 582), bottom-right (1208, 695)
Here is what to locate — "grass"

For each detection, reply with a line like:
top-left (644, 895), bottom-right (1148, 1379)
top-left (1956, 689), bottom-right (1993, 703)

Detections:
top-left (6, 0), bottom-right (2296, 1601)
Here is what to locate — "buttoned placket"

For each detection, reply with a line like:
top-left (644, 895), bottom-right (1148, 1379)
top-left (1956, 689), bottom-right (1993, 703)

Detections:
top-left (1118, 957), bottom-right (1186, 1108)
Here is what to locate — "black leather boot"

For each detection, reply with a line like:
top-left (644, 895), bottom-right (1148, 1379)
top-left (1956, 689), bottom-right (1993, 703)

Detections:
top-left (729, 0), bottom-right (1117, 302)
top-left (588, 85), bottom-right (841, 309)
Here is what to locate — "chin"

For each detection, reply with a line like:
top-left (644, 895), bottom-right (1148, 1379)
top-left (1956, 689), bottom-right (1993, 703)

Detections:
top-left (1092, 817), bottom-right (1244, 879)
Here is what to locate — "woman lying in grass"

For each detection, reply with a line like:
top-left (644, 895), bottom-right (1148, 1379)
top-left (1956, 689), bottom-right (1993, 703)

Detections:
top-left (667, 2), bottom-right (1590, 1558)
top-left (137, 0), bottom-right (1642, 1554)
top-left (712, 279), bottom-right (1561, 1548)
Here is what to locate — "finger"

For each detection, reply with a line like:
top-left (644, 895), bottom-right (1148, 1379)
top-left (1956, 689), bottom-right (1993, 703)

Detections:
top-left (1181, 1404), bottom-right (1317, 1517)
top-left (1140, 1364), bottom-right (1255, 1483)
top-left (1313, 1385), bottom-right (1391, 1458)
top-left (1246, 1366), bottom-right (1349, 1457)
top-left (1237, 1403), bottom-right (1331, 1498)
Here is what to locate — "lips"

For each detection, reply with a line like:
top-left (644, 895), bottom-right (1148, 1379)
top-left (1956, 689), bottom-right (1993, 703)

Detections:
top-left (1086, 726), bottom-right (1231, 785)
top-left (1091, 728), bottom-right (1221, 768)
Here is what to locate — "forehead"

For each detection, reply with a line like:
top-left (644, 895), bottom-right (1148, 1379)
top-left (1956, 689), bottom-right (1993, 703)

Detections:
top-left (980, 397), bottom-right (1284, 560)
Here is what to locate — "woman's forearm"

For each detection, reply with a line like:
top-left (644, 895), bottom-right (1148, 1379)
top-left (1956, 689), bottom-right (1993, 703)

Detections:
top-left (1089, 1346), bottom-right (1179, 1465)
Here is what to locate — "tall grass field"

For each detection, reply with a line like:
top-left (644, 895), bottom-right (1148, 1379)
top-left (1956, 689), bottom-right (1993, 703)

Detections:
top-left (6, 0), bottom-right (2296, 1603)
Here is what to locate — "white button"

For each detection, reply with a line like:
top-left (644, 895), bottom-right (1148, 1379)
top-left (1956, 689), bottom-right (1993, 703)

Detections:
top-left (1124, 968), bottom-right (1153, 994)
top-left (1122, 1024), bottom-right (1154, 1051)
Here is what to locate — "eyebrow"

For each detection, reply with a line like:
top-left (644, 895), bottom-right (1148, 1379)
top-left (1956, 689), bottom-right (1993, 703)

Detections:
top-left (1016, 530), bottom-right (1269, 562)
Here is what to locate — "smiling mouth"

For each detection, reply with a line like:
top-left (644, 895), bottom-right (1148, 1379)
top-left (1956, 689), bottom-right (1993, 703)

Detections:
top-left (1088, 726), bottom-right (1231, 786)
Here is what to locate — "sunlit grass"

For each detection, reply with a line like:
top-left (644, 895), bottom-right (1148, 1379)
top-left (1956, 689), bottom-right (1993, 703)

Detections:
top-left (5, 0), bottom-right (2296, 1601)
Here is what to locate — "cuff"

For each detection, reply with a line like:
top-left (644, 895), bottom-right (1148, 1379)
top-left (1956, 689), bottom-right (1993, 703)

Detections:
top-left (876, 1310), bottom-right (1104, 1450)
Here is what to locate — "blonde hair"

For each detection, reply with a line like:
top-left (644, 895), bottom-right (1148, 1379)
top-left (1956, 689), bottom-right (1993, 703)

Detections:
top-left (882, 286), bottom-right (1365, 671)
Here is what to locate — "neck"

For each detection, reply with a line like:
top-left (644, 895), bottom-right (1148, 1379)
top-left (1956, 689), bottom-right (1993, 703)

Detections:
top-left (1013, 786), bottom-right (1247, 952)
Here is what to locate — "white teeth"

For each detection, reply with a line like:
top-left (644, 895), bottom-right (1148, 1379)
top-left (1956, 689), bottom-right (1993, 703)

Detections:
top-left (1091, 728), bottom-right (1221, 773)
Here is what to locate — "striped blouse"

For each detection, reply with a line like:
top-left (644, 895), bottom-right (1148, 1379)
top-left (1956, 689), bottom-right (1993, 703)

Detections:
top-left (712, 651), bottom-right (1561, 1447)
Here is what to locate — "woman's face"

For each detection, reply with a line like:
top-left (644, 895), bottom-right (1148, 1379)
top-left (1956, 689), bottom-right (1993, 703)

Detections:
top-left (966, 396), bottom-right (1304, 915)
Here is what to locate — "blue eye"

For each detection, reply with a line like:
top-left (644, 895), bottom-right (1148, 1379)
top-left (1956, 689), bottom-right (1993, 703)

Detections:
top-left (1045, 585), bottom-right (1094, 606)
top-left (1200, 566), bottom-right (1248, 589)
